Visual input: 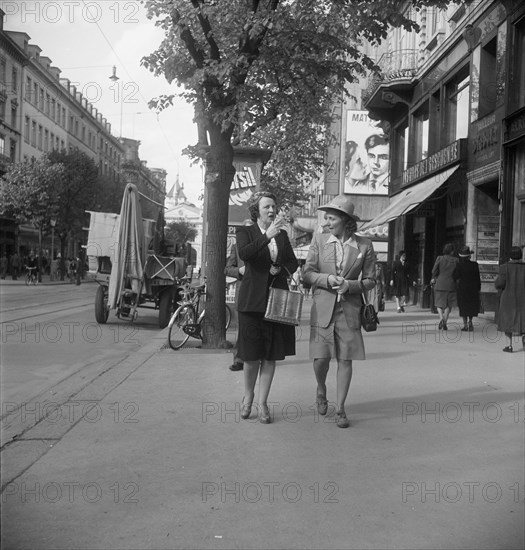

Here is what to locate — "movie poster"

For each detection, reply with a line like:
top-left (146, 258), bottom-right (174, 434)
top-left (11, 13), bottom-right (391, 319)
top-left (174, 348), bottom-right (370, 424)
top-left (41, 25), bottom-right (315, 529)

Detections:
top-left (342, 110), bottom-right (389, 196)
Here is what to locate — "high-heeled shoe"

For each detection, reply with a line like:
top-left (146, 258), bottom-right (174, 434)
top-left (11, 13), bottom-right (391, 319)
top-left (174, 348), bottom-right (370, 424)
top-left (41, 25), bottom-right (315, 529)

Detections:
top-left (438, 320), bottom-right (443, 330)
top-left (240, 397), bottom-right (252, 420)
top-left (468, 321), bottom-right (474, 331)
top-left (259, 404), bottom-right (271, 424)
top-left (335, 410), bottom-right (350, 428)
top-left (316, 395), bottom-right (328, 416)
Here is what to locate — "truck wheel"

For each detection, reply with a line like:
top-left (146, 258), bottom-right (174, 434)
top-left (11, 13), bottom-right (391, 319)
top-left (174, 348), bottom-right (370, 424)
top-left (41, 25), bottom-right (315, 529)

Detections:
top-left (159, 288), bottom-right (176, 329)
top-left (95, 285), bottom-right (109, 324)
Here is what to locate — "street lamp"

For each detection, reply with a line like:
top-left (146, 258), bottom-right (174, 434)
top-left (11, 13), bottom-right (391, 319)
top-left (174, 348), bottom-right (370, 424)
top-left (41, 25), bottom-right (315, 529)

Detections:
top-left (109, 65), bottom-right (123, 137)
top-left (50, 218), bottom-right (56, 281)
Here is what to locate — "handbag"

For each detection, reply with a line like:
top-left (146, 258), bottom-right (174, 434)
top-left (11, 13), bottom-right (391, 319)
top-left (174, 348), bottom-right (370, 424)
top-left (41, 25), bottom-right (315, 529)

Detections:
top-left (360, 283), bottom-right (379, 332)
top-left (264, 267), bottom-right (304, 326)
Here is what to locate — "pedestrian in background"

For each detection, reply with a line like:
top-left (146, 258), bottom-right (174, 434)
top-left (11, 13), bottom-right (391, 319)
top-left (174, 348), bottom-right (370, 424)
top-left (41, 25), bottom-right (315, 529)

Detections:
top-left (495, 246), bottom-right (525, 353)
top-left (390, 250), bottom-right (411, 312)
top-left (236, 192), bottom-right (298, 424)
top-left (303, 195), bottom-right (376, 429)
top-left (430, 243), bottom-right (459, 331)
top-left (455, 246), bottom-right (481, 332)
top-left (0, 253), bottom-right (8, 279)
top-left (224, 219), bottom-right (252, 372)
top-left (369, 255), bottom-right (385, 313)
top-left (10, 252), bottom-right (19, 280)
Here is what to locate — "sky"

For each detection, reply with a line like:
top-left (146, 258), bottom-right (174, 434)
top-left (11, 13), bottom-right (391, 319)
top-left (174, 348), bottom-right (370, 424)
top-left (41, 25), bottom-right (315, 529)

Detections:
top-left (2, 0), bottom-right (203, 204)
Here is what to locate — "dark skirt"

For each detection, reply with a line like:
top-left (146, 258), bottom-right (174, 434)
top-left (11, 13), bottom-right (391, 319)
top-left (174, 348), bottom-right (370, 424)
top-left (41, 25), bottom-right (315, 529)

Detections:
top-left (457, 287), bottom-right (480, 317)
top-left (237, 311), bottom-right (296, 361)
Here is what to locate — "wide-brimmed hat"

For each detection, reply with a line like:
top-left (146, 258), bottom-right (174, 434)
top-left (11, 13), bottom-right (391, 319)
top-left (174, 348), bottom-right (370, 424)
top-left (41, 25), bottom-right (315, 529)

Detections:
top-left (459, 246), bottom-right (473, 257)
top-left (318, 195), bottom-right (360, 221)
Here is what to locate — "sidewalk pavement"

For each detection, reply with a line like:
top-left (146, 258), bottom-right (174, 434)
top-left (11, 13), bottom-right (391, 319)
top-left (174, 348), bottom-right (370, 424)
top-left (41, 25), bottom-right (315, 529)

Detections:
top-left (1, 300), bottom-right (524, 550)
top-left (0, 275), bottom-right (94, 286)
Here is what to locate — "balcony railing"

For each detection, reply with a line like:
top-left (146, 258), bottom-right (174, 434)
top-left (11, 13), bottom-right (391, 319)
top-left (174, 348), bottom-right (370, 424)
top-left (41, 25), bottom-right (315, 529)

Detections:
top-left (362, 49), bottom-right (419, 104)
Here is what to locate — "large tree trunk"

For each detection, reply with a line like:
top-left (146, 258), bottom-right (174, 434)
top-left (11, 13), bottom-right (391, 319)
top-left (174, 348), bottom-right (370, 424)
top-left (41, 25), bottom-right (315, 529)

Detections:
top-left (201, 124), bottom-right (235, 349)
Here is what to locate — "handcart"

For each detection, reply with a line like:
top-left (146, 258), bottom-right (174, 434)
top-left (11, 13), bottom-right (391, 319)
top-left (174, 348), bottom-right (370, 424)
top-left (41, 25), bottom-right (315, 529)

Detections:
top-left (86, 184), bottom-right (186, 328)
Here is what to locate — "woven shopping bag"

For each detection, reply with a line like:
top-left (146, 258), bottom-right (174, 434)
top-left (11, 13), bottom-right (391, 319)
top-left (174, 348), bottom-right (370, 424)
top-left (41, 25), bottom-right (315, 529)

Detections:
top-left (264, 268), bottom-right (304, 326)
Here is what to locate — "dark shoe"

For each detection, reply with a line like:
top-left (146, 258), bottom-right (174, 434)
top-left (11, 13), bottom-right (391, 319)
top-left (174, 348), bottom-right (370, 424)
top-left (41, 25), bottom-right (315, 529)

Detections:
top-left (502, 346), bottom-right (513, 353)
top-left (229, 362), bottom-right (244, 371)
top-left (241, 397), bottom-right (252, 420)
top-left (461, 326), bottom-right (468, 331)
top-left (335, 410), bottom-right (350, 429)
top-left (400, 306), bottom-right (405, 312)
top-left (259, 404), bottom-right (271, 424)
top-left (443, 323), bottom-right (447, 331)
top-left (316, 395), bottom-right (328, 416)
top-left (438, 320), bottom-right (443, 330)
top-left (468, 322), bottom-right (474, 331)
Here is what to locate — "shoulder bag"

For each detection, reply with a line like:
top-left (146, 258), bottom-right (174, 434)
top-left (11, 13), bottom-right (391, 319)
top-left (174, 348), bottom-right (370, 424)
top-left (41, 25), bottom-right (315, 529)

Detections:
top-left (360, 282), bottom-right (379, 332)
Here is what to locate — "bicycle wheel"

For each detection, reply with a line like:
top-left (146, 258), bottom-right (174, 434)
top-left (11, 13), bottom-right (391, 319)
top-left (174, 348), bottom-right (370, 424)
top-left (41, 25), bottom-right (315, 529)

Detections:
top-left (168, 304), bottom-right (196, 350)
top-left (25, 273), bottom-right (30, 286)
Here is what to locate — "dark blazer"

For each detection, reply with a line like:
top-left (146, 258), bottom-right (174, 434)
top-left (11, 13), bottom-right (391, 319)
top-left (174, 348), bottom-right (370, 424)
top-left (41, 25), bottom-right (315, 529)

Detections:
top-left (236, 223), bottom-right (298, 313)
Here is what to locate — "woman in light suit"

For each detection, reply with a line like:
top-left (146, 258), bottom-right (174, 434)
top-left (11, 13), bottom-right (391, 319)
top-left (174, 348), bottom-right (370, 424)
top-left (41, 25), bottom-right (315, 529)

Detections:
top-left (303, 195), bottom-right (376, 428)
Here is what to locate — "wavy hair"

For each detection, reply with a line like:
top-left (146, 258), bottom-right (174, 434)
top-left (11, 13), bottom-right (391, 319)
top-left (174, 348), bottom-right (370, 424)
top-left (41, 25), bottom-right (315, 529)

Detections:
top-left (247, 191), bottom-right (278, 222)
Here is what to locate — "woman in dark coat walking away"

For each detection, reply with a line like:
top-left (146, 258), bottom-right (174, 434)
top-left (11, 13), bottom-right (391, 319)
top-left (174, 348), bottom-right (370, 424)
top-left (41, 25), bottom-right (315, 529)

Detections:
top-left (455, 246), bottom-right (481, 331)
top-left (390, 251), bottom-right (411, 312)
top-left (494, 246), bottom-right (525, 353)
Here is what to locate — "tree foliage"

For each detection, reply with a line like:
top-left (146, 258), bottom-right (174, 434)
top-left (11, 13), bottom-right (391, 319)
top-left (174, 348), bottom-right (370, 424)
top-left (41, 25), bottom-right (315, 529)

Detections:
top-left (0, 156), bottom-right (64, 233)
top-left (164, 219), bottom-right (198, 245)
top-left (140, 0), bottom-right (454, 347)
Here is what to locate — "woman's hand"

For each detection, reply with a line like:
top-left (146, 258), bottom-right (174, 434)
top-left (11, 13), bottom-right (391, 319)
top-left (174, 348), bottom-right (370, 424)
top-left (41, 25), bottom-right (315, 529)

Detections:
top-left (269, 264), bottom-right (281, 276)
top-left (328, 274), bottom-right (339, 287)
top-left (266, 217), bottom-right (285, 239)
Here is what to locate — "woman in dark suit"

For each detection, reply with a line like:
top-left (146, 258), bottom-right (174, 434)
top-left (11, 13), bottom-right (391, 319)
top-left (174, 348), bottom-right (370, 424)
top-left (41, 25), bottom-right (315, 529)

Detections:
top-left (236, 192), bottom-right (298, 424)
top-left (390, 251), bottom-right (411, 312)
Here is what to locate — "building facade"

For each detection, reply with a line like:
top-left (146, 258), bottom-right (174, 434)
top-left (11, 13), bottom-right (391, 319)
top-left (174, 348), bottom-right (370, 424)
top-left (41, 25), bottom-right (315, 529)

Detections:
top-left (0, 13), bottom-right (167, 258)
top-left (362, 0), bottom-right (524, 310)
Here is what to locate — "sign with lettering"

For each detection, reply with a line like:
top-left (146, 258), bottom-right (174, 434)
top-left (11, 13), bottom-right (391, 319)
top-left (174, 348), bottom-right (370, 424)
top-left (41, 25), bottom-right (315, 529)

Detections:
top-left (469, 109), bottom-right (502, 173)
top-left (402, 139), bottom-right (466, 187)
top-left (504, 109), bottom-right (525, 143)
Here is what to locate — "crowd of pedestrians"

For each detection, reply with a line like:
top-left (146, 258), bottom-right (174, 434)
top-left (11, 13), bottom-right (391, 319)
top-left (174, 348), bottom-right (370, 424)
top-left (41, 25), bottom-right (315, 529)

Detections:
top-left (223, 192), bottom-right (524, 428)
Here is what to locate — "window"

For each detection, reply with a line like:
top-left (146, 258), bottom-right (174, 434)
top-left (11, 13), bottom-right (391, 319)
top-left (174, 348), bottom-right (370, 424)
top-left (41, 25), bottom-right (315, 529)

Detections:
top-left (38, 125), bottom-right (43, 150)
top-left (0, 98), bottom-right (5, 120)
top-left (445, 68), bottom-right (469, 142)
top-left (0, 56), bottom-right (6, 85)
top-left (26, 77), bottom-right (32, 101)
top-left (39, 87), bottom-right (45, 110)
top-left (392, 121), bottom-right (409, 179)
top-left (512, 18), bottom-right (525, 110)
top-left (81, 125), bottom-right (85, 142)
top-left (51, 99), bottom-right (56, 120)
top-left (24, 116), bottom-right (30, 142)
top-left (44, 129), bottom-right (49, 151)
top-left (69, 115), bottom-right (74, 132)
top-left (33, 82), bottom-right (38, 105)
top-left (45, 93), bottom-right (50, 115)
top-left (413, 102), bottom-right (429, 161)
top-left (50, 132), bottom-right (55, 148)
top-left (0, 134), bottom-right (5, 156)
top-left (11, 103), bottom-right (17, 128)
top-left (10, 139), bottom-right (16, 162)
top-left (478, 37), bottom-right (497, 118)
top-left (11, 66), bottom-right (18, 94)
top-left (31, 120), bottom-right (37, 147)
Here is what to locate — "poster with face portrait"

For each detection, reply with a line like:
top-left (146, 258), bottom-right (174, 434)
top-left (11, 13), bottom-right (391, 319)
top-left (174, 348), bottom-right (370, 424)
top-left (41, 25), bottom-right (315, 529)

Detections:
top-left (342, 110), bottom-right (390, 196)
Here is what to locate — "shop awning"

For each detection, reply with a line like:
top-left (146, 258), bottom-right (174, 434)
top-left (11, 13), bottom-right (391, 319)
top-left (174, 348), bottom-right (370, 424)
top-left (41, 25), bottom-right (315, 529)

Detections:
top-left (360, 166), bottom-right (460, 230)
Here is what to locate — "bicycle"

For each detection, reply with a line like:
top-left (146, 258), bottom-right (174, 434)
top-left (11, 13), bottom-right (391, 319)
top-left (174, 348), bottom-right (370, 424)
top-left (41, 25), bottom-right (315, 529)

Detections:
top-left (168, 277), bottom-right (232, 350)
top-left (25, 266), bottom-right (38, 285)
